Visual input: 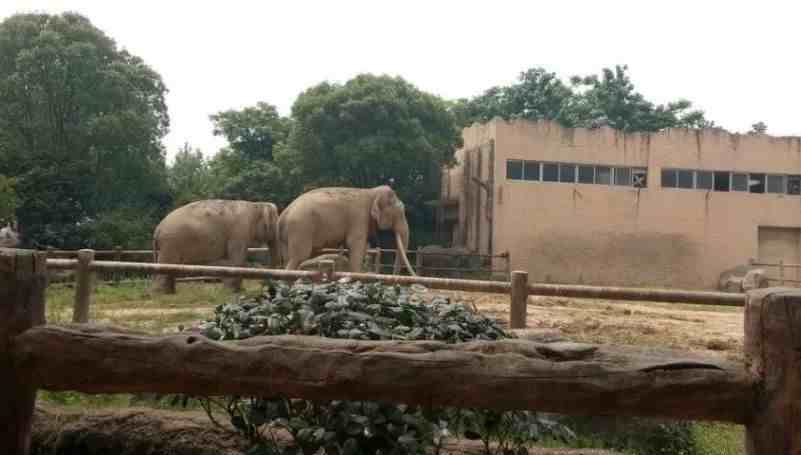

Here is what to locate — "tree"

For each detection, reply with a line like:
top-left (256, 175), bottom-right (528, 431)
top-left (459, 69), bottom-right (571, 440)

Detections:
top-left (207, 102), bottom-right (299, 208)
top-left (749, 121), bottom-right (768, 135)
top-left (289, 74), bottom-right (462, 211)
top-left (169, 143), bottom-right (212, 206)
top-left (455, 65), bottom-right (713, 133)
top-left (0, 175), bottom-right (17, 223)
top-left (0, 12), bottom-right (171, 248)
top-left (210, 102), bottom-right (292, 161)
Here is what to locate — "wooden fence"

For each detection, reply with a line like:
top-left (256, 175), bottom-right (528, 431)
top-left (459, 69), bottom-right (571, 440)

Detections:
top-left (44, 246), bottom-right (512, 279)
top-left (1, 247), bottom-right (797, 454)
top-left (749, 258), bottom-right (801, 286)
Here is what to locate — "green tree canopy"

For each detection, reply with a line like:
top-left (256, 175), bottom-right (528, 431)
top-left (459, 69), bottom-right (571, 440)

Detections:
top-left (207, 102), bottom-right (299, 208)
top-left (168, 143), bottom-right (213, 207)
top-left (454, 65), bottom-right (713, 132)
top-left (290, 74), bottom-right (462, 205)
top-left (210, 102), bottom-right (291, 161)
top-left (0, 12), bottom-right (171, 247)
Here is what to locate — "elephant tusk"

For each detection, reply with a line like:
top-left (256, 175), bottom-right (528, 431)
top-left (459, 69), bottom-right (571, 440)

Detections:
top-left (395, 232), bottom-right (417, 276)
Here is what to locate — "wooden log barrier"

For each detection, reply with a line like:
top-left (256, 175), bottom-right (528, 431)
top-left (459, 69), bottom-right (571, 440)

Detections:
top-left (12, 326), bottom-right (752, 423)
top-left (0, 249), bottom-right (47, 455)
top-left (744, 288), bottom-right (801, 454)
top-left (509, 271), bottom-right (529, 329)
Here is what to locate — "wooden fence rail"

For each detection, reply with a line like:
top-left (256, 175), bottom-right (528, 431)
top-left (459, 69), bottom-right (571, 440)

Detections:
top-left (2, 247), bottom-right (799, 454)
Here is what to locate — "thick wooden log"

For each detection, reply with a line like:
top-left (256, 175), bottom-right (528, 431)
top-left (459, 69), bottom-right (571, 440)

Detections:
top-left (73, 249), bottom-right (95, 323)
top-left (14, 325), bottom-right (752, 423)
top-left (509, 271), bottom-right (529, 329)
top-left (744, 288), bottom-right (801, 453)
top-left (1, 249), bottom-right (47, 455)
top-left (528, 282), bottom-right (745, 306)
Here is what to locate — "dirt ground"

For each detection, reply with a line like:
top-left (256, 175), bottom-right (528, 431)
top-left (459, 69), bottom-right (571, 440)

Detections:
top-left (437, 290), bottom-right (744, 362)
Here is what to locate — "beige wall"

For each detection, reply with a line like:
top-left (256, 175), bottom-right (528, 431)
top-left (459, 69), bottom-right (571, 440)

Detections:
top-left (454, 118), bottom-right (801, 289)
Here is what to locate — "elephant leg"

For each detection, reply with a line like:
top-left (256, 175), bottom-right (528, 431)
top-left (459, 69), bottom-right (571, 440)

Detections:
top-left (346, 236), bottom-right (367, 273)
top-left (285, 239), bottom-right (313, 271)
top-left (152, 273), bottom-right (176, 294)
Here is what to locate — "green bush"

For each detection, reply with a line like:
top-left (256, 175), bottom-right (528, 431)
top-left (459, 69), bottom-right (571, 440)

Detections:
top-left (195, 279), bottom-right (575, 454)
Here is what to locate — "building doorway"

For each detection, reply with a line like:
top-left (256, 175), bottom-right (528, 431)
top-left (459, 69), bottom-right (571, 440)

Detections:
top-left (758, 226), bottom-right (801, 283)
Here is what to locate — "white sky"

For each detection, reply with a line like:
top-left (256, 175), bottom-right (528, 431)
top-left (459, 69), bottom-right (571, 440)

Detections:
top-left (2, 0), bottom-right (800, 163)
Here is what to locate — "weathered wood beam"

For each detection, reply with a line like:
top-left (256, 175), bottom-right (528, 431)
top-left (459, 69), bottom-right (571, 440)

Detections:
top-left (1, 249), bottom-right (47, 455)
top-left (528, 283), bottom-right (745, 307)
top-left (13, 326), bottom-right (752, 423)
top-left (744, 288), bottom-right (801, 453)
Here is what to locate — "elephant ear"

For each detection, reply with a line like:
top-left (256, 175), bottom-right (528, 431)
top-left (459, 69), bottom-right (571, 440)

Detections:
top-left (371, 186), bottom-right (396, 222)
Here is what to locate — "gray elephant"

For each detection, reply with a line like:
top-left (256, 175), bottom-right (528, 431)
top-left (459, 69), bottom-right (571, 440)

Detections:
top-left (152, 199), bottom-right (278, 294)
top-left (277, 185), bottom-right (416, 275)
top-left (417, 245), bottom-right (483, 278)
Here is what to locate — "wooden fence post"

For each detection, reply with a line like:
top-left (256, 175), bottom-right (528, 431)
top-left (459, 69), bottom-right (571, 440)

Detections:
top-left (319, 259), bottom-right (336, 282)
top-left (744, 288), bottom-right (801, 453)
top-left (374, 248), bottom-right (382, 274)
top-left (509, 270), bottom-right (529, 329)
top-left (73, 249), bottom-right (95, 323)
top-left (113, 245), bottom-right (123, 283)
top-left (0, 248), bottom-right (47, 455)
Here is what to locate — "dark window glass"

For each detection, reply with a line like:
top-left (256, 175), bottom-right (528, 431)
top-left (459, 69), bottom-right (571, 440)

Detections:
top-left (559, 163), bottom-right (576, 183)
top-left (578, 165), bottom-right (594, 184)
top-left (677, 170), bottom-right (694, 189)
top-left (713, 172), bottom-right (730, 192)
top-left (696, 171), bottom-right (713, 190)
top-left (632, 168), bottom-right (647, 188)
top-left (662, 169), bottom-right (677, 188)
top-left (732, 173), bottom-right (748, 191)
top-left (749, 173), bottom-right (765, 193)
top-left (506, 160), bottom-right (523, 180)
top-left (788, 175), bottom-right (801, 195)
top-left (595, 166), bottom-right (611, 184)
top-left (767, 175), bottom-right (786, 194)
top-left (523, 161), bottom-right (540, 181)
top-left (614, 167), bottom-right (631, 186)
top-left (542, 163), bottom-right (559, 182)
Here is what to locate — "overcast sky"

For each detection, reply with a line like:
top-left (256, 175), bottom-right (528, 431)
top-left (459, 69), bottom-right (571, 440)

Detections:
top-left (2, 0), bottom-right (799, 163)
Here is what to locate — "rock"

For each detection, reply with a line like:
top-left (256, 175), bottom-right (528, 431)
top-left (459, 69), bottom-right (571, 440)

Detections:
top-left (299, 253), bottom-right (350, 272)
top-left (718, 263), bottom-right (764, 293)
top-left (742, 268), bottom-right (769, 291)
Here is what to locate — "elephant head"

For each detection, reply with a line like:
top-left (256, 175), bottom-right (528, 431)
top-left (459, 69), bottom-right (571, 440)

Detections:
top-left (371, 186), bottom-right (416, 276)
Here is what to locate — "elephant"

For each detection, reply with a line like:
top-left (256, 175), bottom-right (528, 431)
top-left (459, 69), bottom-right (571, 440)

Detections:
top-left (152, 199), bottom-right (278, 294)
top-left (417, 245), bottom-right (483, 278)
top-left (0, 221), bottom-right (20, 248)
top-left (277, 185), bottom-right (416, 275)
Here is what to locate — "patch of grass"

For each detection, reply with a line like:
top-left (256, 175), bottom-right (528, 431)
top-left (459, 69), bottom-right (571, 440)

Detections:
top-left (692, 423), bottom-right (744, 455)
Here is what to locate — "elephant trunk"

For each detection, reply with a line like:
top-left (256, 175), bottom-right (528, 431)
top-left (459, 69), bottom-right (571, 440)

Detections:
top-left (394, 227), bottom-right (416, 277)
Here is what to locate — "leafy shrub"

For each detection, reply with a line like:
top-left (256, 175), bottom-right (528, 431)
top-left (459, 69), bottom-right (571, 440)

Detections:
top-left (196, 279), bottom-right (575, 454)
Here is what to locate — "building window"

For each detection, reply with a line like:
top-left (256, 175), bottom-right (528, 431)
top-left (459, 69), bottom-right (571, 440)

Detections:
top-left (559, 163), bottom-right (576, 183)
top-left (789, 176), bottom-right (801, 195)
top-left (542, 163), bottom-right (559, 182)
top-left (696, 171), bottom-right (713, 190)
top-left (713, 172), bottom-right (730, 192)
top-left (578, 165), bottom-right (594, 184)
top-left (767, 174), bottom-right (786, 194)
top-left (595, 166), bottom-right (611, 185)
top-left (732, 173), bottom-right (748, 191)
top-left (614, 167), bottom-right (631, 186)
top-left (523, 161), bottom-right (540, 181)
top-left (677, 170), bottom-right (694, 189)
top-left (662, 169), bottom-right (677, 188)
top-left (632, 168), bottom-right (647, 188)
top-left (749, 173), bottom-right (765, 193)
top-left (507, 160), bottom-right (523, 180)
